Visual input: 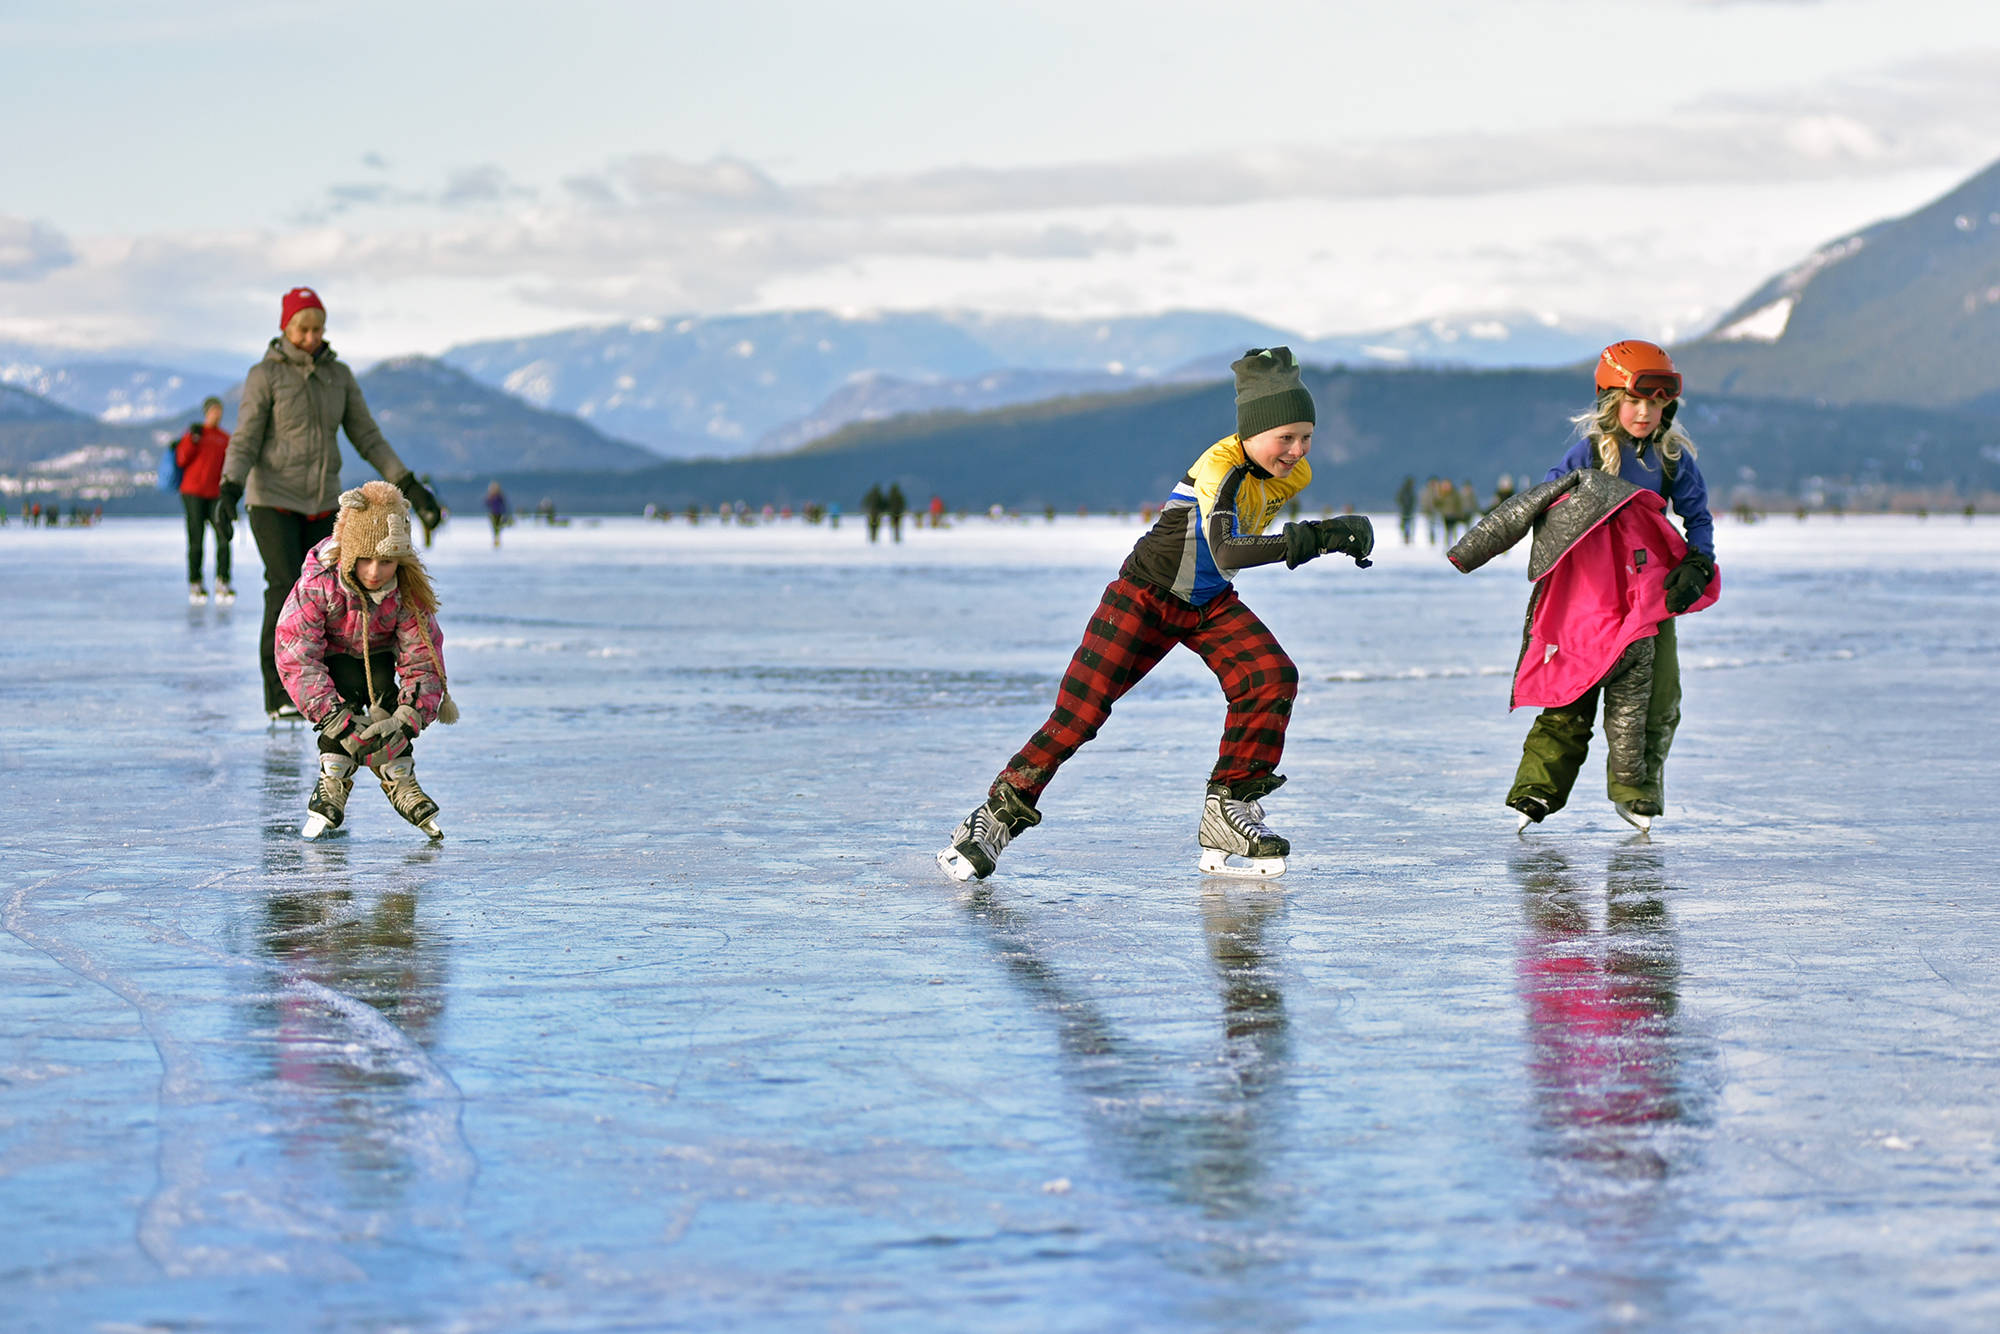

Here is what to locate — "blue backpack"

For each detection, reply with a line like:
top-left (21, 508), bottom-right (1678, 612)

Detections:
top-left (158, 432), bottom-right (186, 492)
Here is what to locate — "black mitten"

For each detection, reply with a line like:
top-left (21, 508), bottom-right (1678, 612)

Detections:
top-left (1282, 521), bottom-right (1324, 569)
top-left (1663, 549), bottom-right (1714, 614)
top-left (1319, 515), bottom-right (1374, 566)
top-left (398, 474), bottom-right (443, 528)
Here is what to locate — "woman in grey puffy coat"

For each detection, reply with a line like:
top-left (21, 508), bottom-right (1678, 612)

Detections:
top-left (216, 286), bottom-right (441, 719)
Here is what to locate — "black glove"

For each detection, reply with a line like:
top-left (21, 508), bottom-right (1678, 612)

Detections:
top-left (1282, 516), bottom-right (1376, 570)
top-left (398, 474), bottom-right (442, 529)
top-left (1320, 515), bottom-right (1374, 566)
top-left (214, 478), bottom-right (242, 539)
top-left (1663, 549), bottom-right (1714, 614)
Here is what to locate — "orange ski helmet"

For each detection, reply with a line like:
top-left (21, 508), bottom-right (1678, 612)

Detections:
top-left (1595, 340), bottom-right (1682, 400)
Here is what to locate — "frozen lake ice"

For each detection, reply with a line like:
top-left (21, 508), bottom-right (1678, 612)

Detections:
top-left (3, 510), bottom-right (1998, 1331)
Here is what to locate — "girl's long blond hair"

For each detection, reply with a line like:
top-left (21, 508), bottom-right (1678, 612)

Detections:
top-left (1568, 389), bottom-right (1697, 474)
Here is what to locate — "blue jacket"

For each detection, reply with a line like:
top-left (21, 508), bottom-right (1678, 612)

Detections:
top-left (1544, 438), bottom-right (1714, 557)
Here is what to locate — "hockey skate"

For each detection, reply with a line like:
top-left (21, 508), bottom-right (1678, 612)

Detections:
top-left (188, 582), bottom-right (208, 606)
top-left (937, 785), bottom-right (1040, 882)
top-left (1511, 795), bottom-right (1551, 835)
top-left (214, 581), bottom-right (236, 606)
top-left (1198, 779), bottom-right (1289, 878)
top-left (1613, 801), bottom-right (1653, 834)
top-left (301, 754), bottom-right (357, 839)
top-left (378, 757), bottom-right (443, 839)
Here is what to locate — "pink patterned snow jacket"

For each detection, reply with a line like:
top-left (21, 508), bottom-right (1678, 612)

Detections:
top-left (275, 535), bottom-right (448, 729)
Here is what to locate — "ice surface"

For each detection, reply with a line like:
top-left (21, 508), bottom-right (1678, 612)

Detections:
top-left (3, 511), bottom-right (1998, 1331)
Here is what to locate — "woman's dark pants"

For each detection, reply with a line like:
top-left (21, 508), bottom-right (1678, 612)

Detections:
top-left (182, 494), bottom-right (230, 585)
top-left (248, 506), bottom-right (336, 713)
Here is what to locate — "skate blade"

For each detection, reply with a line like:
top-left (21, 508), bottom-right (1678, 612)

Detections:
top-left (1198, 849), bottom-right (1286, 879)
top-left (1517, 811), bottom-right (1535, 836)
top-left (1614, 803), bottom-right (1653, 834)
top-left (936, 847), bottom-right (982, 883)
top-left (301, 814), bottom-right (334, 840)
top-left (419, 820), bottom-right (443, 840)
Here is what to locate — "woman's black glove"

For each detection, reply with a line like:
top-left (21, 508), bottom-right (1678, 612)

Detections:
top-left (1282, 516), bottom-right (1375, 569)
top-left (1663, 548), bottom-right (1714, 614)
top-left (214, 478), bottom-right (243, 539)
top-left (398, 474), bottom-right (443, 528)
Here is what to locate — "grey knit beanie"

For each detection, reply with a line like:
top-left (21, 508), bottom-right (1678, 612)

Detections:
top-left (1232, 347), bottom-right (1315, 440)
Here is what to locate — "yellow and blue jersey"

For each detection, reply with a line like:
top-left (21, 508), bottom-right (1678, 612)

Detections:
top-left (1120, 436), bottom-right (1312, 606)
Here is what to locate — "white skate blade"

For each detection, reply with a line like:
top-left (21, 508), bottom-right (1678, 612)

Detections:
top-left (1198, 849), bottom-right (1286, 879)
top-left (1517, 811), bottom-right (1535, 835)
top-left (1614, 802), bottom-right (1653, 834)
top-left (301, 813), bottom-right (333, 840)
top-left (936, 847), bottom-right (981, 882)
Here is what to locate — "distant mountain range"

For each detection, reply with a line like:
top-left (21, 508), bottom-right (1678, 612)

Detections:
top-left (14, 151), bottom-right (2000, 513)
top-left (431, 365), bottom-right (2000, 518)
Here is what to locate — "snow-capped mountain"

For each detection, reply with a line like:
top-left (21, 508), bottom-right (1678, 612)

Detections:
top-left (438, 308), bottom-right (1622, 460)
top-left (438, 309), bottom-right (1296, 458)
top-left (1678, 154), bottom-right (2000, 407)
top-left (0, 360), bottom-right (242, 424)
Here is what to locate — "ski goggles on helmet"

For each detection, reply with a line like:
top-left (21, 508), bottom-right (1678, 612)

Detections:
top-left (1620, 372), bottom-right (1682, 401)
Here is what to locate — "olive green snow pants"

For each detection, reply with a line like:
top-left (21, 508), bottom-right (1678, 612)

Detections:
top-left (1508, 618), bottom-right (1681, 815)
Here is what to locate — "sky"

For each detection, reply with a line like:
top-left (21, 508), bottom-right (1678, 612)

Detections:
top-left (5, 0), bottom-right (2000, 361)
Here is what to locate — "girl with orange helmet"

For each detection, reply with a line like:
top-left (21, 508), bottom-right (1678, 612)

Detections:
top-left (1449, 339), bottom-right (1717, 834)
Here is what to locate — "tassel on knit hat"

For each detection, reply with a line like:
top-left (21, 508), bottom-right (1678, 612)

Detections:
top-left (333, 481), bottom-right (458, 724)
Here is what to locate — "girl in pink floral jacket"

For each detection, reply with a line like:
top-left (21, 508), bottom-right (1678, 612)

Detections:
top-left (276, 480), bottom-right (456, 840)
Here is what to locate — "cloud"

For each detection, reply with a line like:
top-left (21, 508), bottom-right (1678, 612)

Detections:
top-left (0, 218), bottom-right (76, 282)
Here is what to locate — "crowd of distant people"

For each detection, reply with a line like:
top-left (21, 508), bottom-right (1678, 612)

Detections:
top-left (9, 501), bottom-right (102, 527)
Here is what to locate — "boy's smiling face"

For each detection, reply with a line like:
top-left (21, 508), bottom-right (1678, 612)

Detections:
top-left (1242, 421), bottom-right (1313, 476)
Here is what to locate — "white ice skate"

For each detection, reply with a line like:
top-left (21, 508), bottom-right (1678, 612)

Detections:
top-left (937, 786), bottom-right (1040, 882)
top-left (188, 583), bottom-right (208, 606)
top-left (301, 754), bottom-right (357, 839)
top-left (214, 582), bottom-right (236, 606)
top-left (1614, 801), bottom-right (1653, 834)
top-left (378, 757), bottom-right (443, 839)
top-left (1197, 783), bottom-right (1288, 879)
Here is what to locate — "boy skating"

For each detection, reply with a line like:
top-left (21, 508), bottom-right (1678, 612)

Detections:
top-left (937, 348), bottom-right (1373, 881)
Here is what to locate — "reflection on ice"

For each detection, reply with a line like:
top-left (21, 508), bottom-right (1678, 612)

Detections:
top-left (964, 887), bottom-right (1291, 1223)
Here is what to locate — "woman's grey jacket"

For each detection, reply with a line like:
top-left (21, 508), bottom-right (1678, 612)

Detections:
top-left (220, 338), bottom-right (412, 514)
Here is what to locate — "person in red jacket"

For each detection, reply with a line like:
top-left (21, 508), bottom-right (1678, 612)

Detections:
top-left (177, 396), bottom-right (233, 605)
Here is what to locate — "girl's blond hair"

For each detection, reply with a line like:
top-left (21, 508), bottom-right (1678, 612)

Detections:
top-left (1568, 389), bottom-right (1697, 475)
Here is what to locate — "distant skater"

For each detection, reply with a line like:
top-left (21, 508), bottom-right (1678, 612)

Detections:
top-left (886, 483), bottom-right (906, 542)
top-left (863, 484), bottom-right (884, 543)
top-left (176, 395), bottom-right (233, 604)
top-left (216, 287), bottom-right (443, 721)
top-left (1448, 340), bottom-right (1718, 834)
top-left (276, 481), bottom-right (456, 841)
top-left (1396, 474), bottom-right (1417, 545)
top-left (936, 348), bottom-right (1374, 881)
top-left (485, 481), bottom-right (509, 547)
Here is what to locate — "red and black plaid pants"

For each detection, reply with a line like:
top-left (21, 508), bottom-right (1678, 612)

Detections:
top-left (993, 576), bottom-right (1297, 804)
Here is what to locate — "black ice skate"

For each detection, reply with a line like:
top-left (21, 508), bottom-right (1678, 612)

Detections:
top-left (377, 757), bottom-right (443, 839)
top-left (1198, 778), bottom-right (1289, 879)
top-left (301, 754), bottom-right (357, 839)
top-left (937, 786), bottom-right (1040, 882)
top-left (1510, 795), bottom-right (1551, 835)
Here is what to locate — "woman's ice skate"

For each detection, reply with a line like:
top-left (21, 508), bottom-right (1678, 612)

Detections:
top-left (377, 757), bottom-right (443, 839)
top-left (1198, 782), bottom-right (1288, 878)
top-left (937, 786), bottom-right (1040, 882)
top-left (301, 754), bottom-right (357, 839)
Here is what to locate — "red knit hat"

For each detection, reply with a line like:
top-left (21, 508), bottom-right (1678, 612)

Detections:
top-left (280, 286), bottom-right (325, 331)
